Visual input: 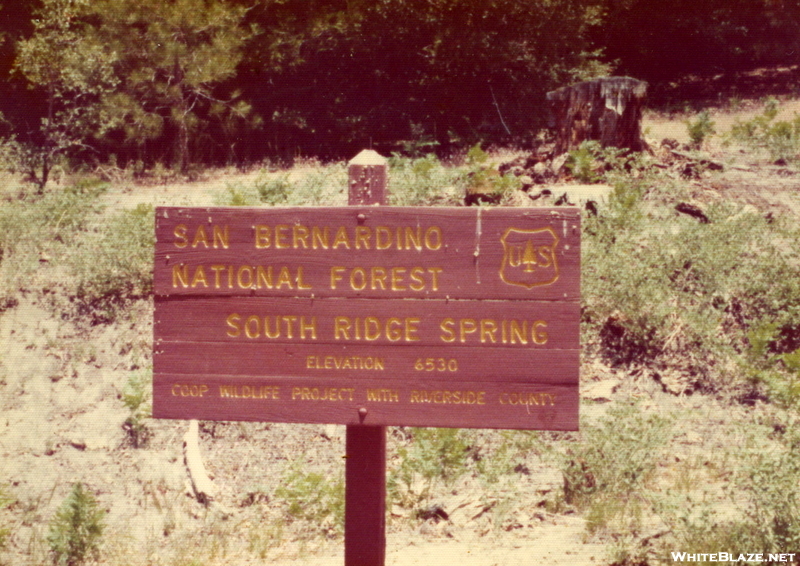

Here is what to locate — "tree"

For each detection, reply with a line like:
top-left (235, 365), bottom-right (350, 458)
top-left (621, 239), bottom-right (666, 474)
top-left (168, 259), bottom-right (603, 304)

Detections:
top-left (88, 0), bottom-right (255, 172)
top-left (14, 0), bottom-right (118, 188)
top-left (14, 0), bottom-right (255, 180)
top-left (240, 0), bottom-right (607, 157)
top-left (590, 0), bottom-right (800, 85)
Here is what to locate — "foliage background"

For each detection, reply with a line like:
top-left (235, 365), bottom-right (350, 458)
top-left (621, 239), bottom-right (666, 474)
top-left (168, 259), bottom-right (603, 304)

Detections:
top-left (0, 0), bottom-right (798, 174)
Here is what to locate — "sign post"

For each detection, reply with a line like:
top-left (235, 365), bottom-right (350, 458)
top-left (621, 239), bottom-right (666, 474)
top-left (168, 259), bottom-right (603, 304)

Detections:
top-left (345, 150), bottom-right (388, 566)
top-left (152, 150), bottom-right (581, 565)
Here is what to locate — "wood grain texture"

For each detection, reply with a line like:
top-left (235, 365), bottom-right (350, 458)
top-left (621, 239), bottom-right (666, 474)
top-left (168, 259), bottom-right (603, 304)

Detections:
top-left (154, 374), bottom-right (578, 430)
top-left (154, 206), bottom-right (580, 301)
top-left (153, 206), bottom-right (580, 430)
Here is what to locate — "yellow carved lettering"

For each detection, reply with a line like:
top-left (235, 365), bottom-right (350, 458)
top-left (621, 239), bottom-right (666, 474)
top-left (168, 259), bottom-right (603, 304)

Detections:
top-left (425, 226), bottom-right (443, 250)
top-left (330, 266), bottom-right (346, 289)
top-left (409, 267), bottom-right (425, 291)
top-left (376, 226), bottom-right (392, 249)
top-left (238, 265), bottom-right (254, 289)
top-left (439, 318), bottom-right (455, 342)
top-left (334, 316), bottom-right (351, 339)
top-left (226, 313), bottom-right (241, 337)
top-left (391, 267), bottom-right (407, 291)
top-left (533, 320), bottom-right (548, 344)
top-left (173, 264), bottom-right (189, 288)
top-left (192, 225), bottom-right (209, 248)
top-left (276, 266), bottom-right (293, 289)
top-left (191, 265), bottom-right (208, 288)
top-left (274, 224), bottom-right (290, 249)
top-left (296, 266), bottom-right (312, 290)
top-left (293, 225), bottom-right (310, 248)
top-left (355, 226), bottom-right (371, 249)
top-left (257, 265), bottom-right (273, 289)
top-left (255, 225), bottom-right (271, 248)
top-left (370, 267), bottom-right (388, 290)
top-left (350, 267), bottom-right (367, 290)
top-left (312, 226), bottom-right (330, 249)
top-left (332, 226), bottom-right (351, 249)
top-left (212, 225), bottom-right (229, 249)
top-left (173, 224), bottom-right (188, 248)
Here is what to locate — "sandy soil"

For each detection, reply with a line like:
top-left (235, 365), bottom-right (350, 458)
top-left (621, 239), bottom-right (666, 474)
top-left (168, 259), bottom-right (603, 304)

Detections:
top-left (3, 89), bottom-right (800, 566)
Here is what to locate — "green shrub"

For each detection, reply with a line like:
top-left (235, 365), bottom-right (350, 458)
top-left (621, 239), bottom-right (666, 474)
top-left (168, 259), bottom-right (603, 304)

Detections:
top-left (388, 153), bottom-right (461, 206)
top-left (740, 323), bottom-right (800, 408)
top-left (253, 173), bottom-right (292, 205)
top-left (685, 110), bottom-right (716, 148)
top-left (274, 463), bottom-right (344, 537)
top-left (658, 414), bottom-right (800, 557)
top-left (47, 483), bottom-right (105, 566)
top-left (567, 140), bottom-right (603, 182)
top-left (216, 165), bottom-right (347, 207)
top-left (583, 200), bottom-right (800, 393)
top-left (552, 403), bottom-right (671, 533)
top-left (283, 164), bottom-right (347, 206)
top-left (122, 369), bottom-right (152, 448)
top-left (388, 428), bottom-right (471, 508)
top-left (68, 203), bottom-right (154, 323)
top-left (729, 97), bottom-right (800, 161)
top-left (0, 182), bottom-right (105, 307)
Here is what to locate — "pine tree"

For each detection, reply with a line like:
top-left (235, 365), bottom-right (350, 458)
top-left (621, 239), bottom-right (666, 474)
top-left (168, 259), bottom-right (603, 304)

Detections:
top-left (522, 240), bottom-right (538, 273)
top-left (15, 0), bottom-right (255, 177)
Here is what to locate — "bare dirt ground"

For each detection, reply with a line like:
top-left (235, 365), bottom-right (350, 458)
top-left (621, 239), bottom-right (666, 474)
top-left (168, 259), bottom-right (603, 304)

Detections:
top-left (3, 73), bottom-right (800, 566)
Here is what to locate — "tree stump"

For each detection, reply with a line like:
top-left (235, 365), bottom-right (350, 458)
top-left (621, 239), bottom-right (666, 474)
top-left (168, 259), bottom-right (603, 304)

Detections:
top-left (547, 77), bottom-right (648, 155)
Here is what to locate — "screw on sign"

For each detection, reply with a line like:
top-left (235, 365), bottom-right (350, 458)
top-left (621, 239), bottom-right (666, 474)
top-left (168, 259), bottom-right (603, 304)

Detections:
top-left (152, 149), bottom-right (580, 566)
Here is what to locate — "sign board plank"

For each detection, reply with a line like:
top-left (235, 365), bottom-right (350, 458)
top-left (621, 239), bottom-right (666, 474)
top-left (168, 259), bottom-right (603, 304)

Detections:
top-left (154, 207), bottom-right (579, 300)
top-left (153, 206), bottom-right (580, 430)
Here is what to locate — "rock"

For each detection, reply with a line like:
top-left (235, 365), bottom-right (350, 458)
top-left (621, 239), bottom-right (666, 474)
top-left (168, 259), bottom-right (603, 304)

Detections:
top-left (582, 379), bottom-right (621, 402)
top-left (551, 184), bottom-right (612, 205)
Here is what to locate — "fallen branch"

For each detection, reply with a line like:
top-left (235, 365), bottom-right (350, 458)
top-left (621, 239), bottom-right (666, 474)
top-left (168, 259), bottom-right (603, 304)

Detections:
top-left (183, 419), bottom-right (217, 505)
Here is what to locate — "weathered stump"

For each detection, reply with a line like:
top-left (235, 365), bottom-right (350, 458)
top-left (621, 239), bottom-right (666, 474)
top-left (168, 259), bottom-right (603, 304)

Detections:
top-left (547, 77), bottom-right (648, 155)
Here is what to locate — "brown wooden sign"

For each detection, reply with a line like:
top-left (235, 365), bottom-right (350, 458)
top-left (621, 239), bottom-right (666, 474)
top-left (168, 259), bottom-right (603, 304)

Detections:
top-left (153, 206), bottom-right (580, 430)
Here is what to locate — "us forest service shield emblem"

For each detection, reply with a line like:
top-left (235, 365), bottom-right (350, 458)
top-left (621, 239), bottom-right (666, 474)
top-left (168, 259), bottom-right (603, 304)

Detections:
top-left (499, 227), bottom-right (560, 289)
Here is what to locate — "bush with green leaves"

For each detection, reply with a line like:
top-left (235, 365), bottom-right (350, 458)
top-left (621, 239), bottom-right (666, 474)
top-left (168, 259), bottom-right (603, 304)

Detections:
top-left (583, 194), bottom-right (800, 395)
top-left (387, 153), bottom-right (461, 206)
top-left (549, 403), bottom-right (672, 534)
top-left (47, 483), bottom-right (105, 566)
top-left (739, 323), bottom-right (800, 408)
top-left (567, 140), bottom-right (604, 183)
top-left (388, 428), bottom-right (472, 508)
top-left (729, 97), bottom-right (800, 161)
top-left (656, 412), bottom-right (800, 558)
top-left (122, 369), bottom-right (152, 448)
top-left (67, 203), bottom-right (154, 323)
top-left (685, 110), bottom-right (716, 148)
top-left (274, 462), bottom-right (344, 538)
top-left (216, 165), bottom-right (347, 207)
top-left (0, 181), bottom-right (105, 305)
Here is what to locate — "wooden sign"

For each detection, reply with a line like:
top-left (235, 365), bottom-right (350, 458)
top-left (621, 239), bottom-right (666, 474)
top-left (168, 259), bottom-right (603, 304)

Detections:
top-left (153, 206), bottom-right (580, 430)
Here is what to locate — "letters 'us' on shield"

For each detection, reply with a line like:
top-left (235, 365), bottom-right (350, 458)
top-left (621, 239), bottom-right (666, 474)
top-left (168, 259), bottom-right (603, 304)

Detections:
top-left (153, 206), bottom-right (581, 431)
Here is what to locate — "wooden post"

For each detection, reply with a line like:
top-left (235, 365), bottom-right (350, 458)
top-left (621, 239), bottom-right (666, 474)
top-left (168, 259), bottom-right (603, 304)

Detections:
top-left (348, 149), bottom-right (388, 206)
top-left (546, 76), bottom-right (648, 155)
top-left (345, 149), bottom-right (388, 566)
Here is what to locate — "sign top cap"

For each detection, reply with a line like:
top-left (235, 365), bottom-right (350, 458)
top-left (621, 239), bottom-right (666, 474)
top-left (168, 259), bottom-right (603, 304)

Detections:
top-left (349, 149), bottom-right (387, 166)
